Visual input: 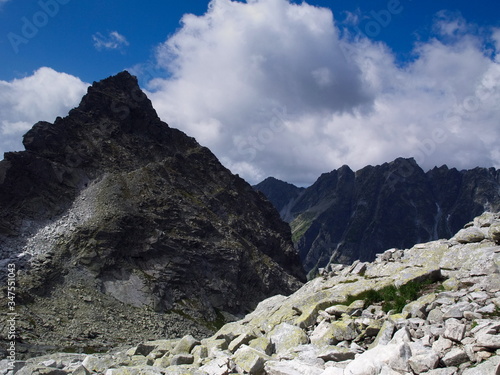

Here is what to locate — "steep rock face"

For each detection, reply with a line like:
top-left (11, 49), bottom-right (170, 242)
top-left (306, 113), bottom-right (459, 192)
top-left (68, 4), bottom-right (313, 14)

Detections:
top-left (0, 72), bottom-right (304, 356)
top-left (253, 177), bottom-right (305, 222)
top-left (255, 158), bottom-right (500, 273)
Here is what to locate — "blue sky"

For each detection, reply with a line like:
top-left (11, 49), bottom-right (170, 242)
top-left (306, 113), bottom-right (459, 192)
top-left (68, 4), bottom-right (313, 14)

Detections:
top-left (1, 0), bottom-right (500, 185)
top-left (1, 0), bottom-right (498, 83)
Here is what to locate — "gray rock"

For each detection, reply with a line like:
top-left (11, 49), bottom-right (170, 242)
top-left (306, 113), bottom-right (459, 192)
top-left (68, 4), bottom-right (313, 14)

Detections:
top-left (476, 303), bottom-right (497, 314)
top-left (172, 335), bottom-right (199, 355)
top-left (233, 345), bottom-right (271, 374)
top-left (432, 336), bottom-right (454, 355)
top-left (427, 308), bottom-right (444, 324)
top-left (169, 354), bottom-right (194, 366)
top-left (442, 302), bottom-right (474, 319)
top-left (343, 340), bottom-right (412, 374)
top-left (264, 359), bottom-right (324, 375)
top-left (475, 332), bottom-right (500, 349)
top-left (454, 227), bottom-right (486, 243)
top-left (443, 318), bottom-right (466, 342)
top-left (269, 323), bottom-right (309, 355)
top-left (489, 222), bottom-right (500, 243)
top-left (442, 347), bottom-right (469, 367)
top-left (409, 351), bottom-right (440, 374)
top-left (134, 343), bottom-right (158, 357)
top-left (421, 368), bottom-right (458, 375)
top-left (462, 355), bottom-right (500, 375)
top-left (370, 320), bottom-right (396, 348)
top-left (317, 346), bottom-right (357, 362)
top-left (81, 355), bottom-right (117, 373)
top-left (463, 311), bottom-right (482, 320)
top-left (228, 331), bottom-right (258, 353)
top-left (70, 365), bottom-right (91, 375)
top-left (249, 337), bottom-right (273, 356)
top-left (198, 356), bottom-right (232, 375)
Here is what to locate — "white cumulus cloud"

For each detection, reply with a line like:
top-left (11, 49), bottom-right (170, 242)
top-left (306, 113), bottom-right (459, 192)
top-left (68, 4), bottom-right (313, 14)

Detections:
top-left (144, 0), bottom-right (500, 185)
top-left (0, 67), bottom-right (89, 156)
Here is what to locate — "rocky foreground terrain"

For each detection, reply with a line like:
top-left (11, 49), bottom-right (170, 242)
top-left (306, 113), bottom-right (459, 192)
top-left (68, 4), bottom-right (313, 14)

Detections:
top-left (4, 212), bottom-right (499, 375)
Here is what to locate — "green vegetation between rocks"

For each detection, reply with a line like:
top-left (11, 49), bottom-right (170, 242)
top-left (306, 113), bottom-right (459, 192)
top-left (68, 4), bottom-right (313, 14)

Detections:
top-left (345, 279), bottom-right (436, 313)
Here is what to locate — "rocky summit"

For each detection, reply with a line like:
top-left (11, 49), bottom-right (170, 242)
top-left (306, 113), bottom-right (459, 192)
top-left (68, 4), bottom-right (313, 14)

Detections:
top-left (0, 71), bottom-right (305, 357)
top-left (6, 212), bottom-right (500, 374)
top-left (255, 158), bottom-right (500, 275)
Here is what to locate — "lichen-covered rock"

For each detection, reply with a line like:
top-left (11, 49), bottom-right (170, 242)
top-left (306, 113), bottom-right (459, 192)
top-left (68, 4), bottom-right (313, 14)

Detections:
top-left (269, 323), bottom-right (309, 355)
top-left (489, 222), bottom-right (500, 244)
top-left (232, 345), bottom-right (271, 374)
top-left (453, 227), bottom-right (486, 243)
top-left (249, 337), bottom-right (273, 356)
top-left (172, 335), bottom-right (199, 355)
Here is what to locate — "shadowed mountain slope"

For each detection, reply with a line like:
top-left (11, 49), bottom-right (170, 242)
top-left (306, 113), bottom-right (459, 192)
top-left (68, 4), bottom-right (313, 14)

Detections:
top-left (255, 158), bottom-right (500, 274)
top-left (0, 71), bottom-right (305, 356)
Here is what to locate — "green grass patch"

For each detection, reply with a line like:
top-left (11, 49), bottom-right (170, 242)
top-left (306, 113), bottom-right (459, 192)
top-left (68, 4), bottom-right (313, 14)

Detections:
top-left (345, 279), bottom-right (435, 313)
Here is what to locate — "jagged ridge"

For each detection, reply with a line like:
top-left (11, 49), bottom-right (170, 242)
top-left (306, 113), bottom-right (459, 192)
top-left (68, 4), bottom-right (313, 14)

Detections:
top-left (255, 158), bottom-right (500, 273)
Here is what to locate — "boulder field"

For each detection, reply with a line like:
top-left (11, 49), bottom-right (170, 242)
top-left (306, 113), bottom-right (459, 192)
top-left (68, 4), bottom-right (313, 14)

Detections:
top-left (4, 212), bottom-right (500, 375)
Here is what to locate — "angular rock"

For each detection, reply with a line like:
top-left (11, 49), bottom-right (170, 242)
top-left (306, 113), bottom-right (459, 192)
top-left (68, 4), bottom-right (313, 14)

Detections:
top-left (442, 347), bottom-right (469, 367)
top-left (270, 323), bottom-right (309, 355)
top-left (82, 355), bottom-right (117, 374)
top-left (198, 356), bottom-right (232, 375)
top-left (408, 352), bottom-right (440, 374)
top-left (403, 293), bottom-right (436, 319)
top-left (454, 227), bottom-right (486, 243)
top-left (228, 331), bottom-right (258, 353)
top-left (432, 336), bottom-right (454, 355)
top-left (325, 305), bottom-right (351, 317)
top-left (489, 222), bottom-right (500, 244)
top-left (421, 368), bottom-right (458, 375)
top-left (233, 345), bottom-right (271, 374)
top-left (71, 365), bottom-right (91, 375)
top-left (343, 341), bottom-right (412, 374)
top-left (317, 346), bottom-right (356, 362)
top-left (475, 332), bottom-right (500, 349)
top-left (370, 320), bottom-right (395, 348)
top-left (264, 359), bottom-right (324, 375)
top-left (462, 355), bottom-right (500, 375)
top-left (191, 345), bottom-right (208, 364)
top-left (427, 308), bottom-right (444, 324)
top-left (170, 354), bottom-right (194, 366)
top-left (443, 318), bottom-right (466, 342)
top-left (442, 302), bottom-right (474, 319)
top-left (134, 343), bottom-right (158, 357)
top-left (249, 337), bottom-right (273, 356)
top-left (172, 335), bottom-right (199, 355)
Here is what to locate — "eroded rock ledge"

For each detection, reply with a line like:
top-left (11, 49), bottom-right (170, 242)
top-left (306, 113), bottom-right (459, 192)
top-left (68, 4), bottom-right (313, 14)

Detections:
top-left (5, 212), bottom-right (500, 375)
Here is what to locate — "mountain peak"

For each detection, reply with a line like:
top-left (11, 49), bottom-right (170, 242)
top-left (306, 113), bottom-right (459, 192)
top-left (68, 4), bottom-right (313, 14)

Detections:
top-left (23, 70), bottom-right (163, 155)
top-left (0, 73), bottom-right (305, 355)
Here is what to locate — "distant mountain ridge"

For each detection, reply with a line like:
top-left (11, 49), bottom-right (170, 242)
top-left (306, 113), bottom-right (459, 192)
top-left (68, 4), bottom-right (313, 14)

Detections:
top-left (255, 158), bottom-right (500, 274)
